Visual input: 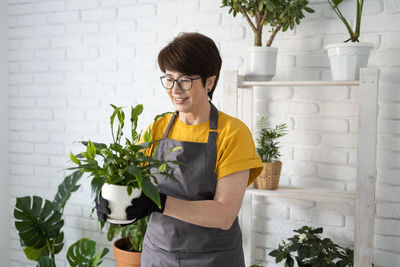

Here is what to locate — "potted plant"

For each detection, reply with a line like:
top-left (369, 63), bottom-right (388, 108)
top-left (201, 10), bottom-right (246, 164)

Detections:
top-left (103, 217), bottom-right (149, 267)
top-left (13, 171), bottom-right (109, 267)
top-left (221, 0), bottom-right (314, 80)
top-left (254, 116), bottom-right (287, 190)
top-left (269, 226), bottom-right (354, 266)
top-left (325, 0), bottom-right (373, 80)
top-left (70, 104), bottom-right (183, 223)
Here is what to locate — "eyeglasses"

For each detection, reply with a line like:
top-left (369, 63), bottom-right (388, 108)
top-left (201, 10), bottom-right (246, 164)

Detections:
top-left (160, 75), bottom-right (202, 91)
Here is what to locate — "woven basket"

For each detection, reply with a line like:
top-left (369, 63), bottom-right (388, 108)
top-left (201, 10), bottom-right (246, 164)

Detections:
top-left (254, 161), bottom-right (282, 190)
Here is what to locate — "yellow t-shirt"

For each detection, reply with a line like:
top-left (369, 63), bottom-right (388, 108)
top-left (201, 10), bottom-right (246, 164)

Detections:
top-left (142, 111), bottom-right (263, 186)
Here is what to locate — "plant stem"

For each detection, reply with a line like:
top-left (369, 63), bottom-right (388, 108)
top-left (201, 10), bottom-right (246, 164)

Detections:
top-left (328, 0), bottom-right (356, 42)
top-left (266, 24), bottom-right (282, 47)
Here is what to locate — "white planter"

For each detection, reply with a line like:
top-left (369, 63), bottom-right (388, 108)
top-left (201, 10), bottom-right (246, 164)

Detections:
top-left (245, 46), bottom-right (278, 81)
top-left (325, 42), bottom-right (373, 80)
top-left (101, 183), bottom-right (142, 222)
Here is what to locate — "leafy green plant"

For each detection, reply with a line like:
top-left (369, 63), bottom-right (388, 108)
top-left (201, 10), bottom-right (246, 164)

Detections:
top-left (328, 0), bottom-right (364, 42)
top-left (67, 238), bottom-right (108, 267)
top-left (221, 0), bottom-right (314, 46)
top-left (105, 216), bottom-right (149, 252)
top-left (256, 116), bottom-right (287, 162)
top-left (269, 226), bottom-right (354, 267)
top-left (70, 104), bottom-right (185, 208)
top-left (13, 171), bottom-right (109, 267)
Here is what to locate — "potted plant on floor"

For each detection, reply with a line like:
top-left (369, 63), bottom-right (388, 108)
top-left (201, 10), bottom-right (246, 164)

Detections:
top-left (13, 171), bottom-right (109, 267)
top-left (221, 0), bottom-right (314, 80)
top-left (254, 116), bottom-right (287, 190)
top-left (269, 226), bottom-right (354, 266)
top-left (70, 104), bottom-right (183, 224)
top-left (325, 0), bottom-right (373, 80)
top-left (104, 216), bottom-right (149, 267)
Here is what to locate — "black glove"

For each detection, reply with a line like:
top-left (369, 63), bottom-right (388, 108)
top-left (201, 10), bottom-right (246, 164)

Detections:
top-left (95, 193), bottom-right (111, 222)
top-left (94, 192), bottom-right (166, 223)
top-left (126, 192), bottom-right (166, 221)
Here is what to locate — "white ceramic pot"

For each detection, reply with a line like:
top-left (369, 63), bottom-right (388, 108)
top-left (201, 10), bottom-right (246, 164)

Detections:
top-left (101, 183), bottom-right (142, 222)
top-left (325, 42), bottom-right (373, 80)
top-left (245, 46), bottom-right (278, 81)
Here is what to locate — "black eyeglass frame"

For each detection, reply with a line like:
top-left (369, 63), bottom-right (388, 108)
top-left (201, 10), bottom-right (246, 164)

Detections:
top-left (160, 75), bottom-right (202, 91)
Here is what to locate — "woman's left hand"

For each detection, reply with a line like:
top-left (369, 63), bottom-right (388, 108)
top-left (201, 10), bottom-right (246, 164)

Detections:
top-left (126, 192), bottom-right (167, 221)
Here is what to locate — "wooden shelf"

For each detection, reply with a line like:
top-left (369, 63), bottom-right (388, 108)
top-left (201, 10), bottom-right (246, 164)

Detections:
top-left (238, 79), bottom-right (360, 87)
top-left (223, 68), bottom-right (379, 267)
top-left (246, 186), bottom-right (355, 203)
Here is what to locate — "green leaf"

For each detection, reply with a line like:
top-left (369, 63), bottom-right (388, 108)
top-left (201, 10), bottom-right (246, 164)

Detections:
top-left (86, 141), bottom-right (97, 160)
top-left (67, 238), bottom-right (96, 267)
top-left (130, 104), bottom-right (143, 132)
top-left (269, 249), bottom-right (279, 257)
top-left (332, 0), bottom-right (344, 8)
top-left (141, 178), bottom-right (161, 208)
top-left (170, 146), bottom-right (182, 152)
top-left (127, 186), bottom-right (132, 196)
top-left (14, 196), bottom-right (63, 249)
top-left (158, 163), bottom-right (167, 173)
top-left (53, 170), bottom-right (83, 211)
top-left (286, 255), bottom-right (294, 267)
top-left (107, 224), bottom-right (123, 241)
top-left (70, 152), bottom-right (80, 165)
top-left (90, 176), bottom-right (106, 198)
top-left (37, 256), bottom-right (54, 267)
top-left (24, 246), bottom-right (47, 261)
top-left (91, 247), bottom-right (109, 267)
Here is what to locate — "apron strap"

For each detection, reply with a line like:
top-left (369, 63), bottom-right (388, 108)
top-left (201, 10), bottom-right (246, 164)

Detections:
top-left (207, 102), bottom-right (218, 145)
top-left (162, 102), bottom-right (219, 141)
top-left (162, 111), bottom-right (177, 139)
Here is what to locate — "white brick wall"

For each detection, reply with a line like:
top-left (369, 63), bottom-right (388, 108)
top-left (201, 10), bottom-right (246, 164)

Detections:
top-left (6, 0), bottom-right (400, 266)
top-left (1, 1), bottom-right (10, 266)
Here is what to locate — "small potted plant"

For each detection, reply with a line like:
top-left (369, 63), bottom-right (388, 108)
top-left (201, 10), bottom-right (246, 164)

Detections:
top-left (221, 0), bottom-right (314, 80)
top-left (70, 104), bottom-right (182, 223)
top-left (325, 0), bottom-right (373, 80)
top-left (269, 226), bottom-right (354, 266)
top-left (254, 116), bottom-right (287, 190)
top-left (104, 217), bottom-right (149, 267)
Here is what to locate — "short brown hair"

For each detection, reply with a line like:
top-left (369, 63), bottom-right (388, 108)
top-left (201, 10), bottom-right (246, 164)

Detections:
top-left (158, 32), bottom-right (222, 100)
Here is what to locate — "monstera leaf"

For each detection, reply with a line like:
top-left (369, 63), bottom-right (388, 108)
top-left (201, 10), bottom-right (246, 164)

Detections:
top-left (67, 238), bottom-right (109, 267)
top-left (37, 256), bottom-right (54, 267)
top-left (53, 170), bottom-right (83, 211)
top-left (14, 196), bottom-right (63, 249)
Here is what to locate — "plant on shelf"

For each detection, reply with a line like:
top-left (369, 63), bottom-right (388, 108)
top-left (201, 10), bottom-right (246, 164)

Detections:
top-left (269, 226), bottom-right (354, 267)
top-left (328, 0), bottom-right (364, 43)
top-left (70, 104), bottom-right (184, 222)
top-left (254, 116), bottom-right (287, 190)
top-left (325, 0), bottom-right (373, 80)
top-left (13, 171), bottom-right (109, 267)
top-left (221, 0), bottom-right (315, 46)
top-left (221, 0), bottom-right (315, 80)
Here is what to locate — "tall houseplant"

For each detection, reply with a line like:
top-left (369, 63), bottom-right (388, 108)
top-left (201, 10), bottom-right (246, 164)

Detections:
top-left (325, 0), bottom-right (373, 80)
top-left (221, 0), bottom-right (314, 80)
top-left (70, 104), bottom-right (183, 223)
top-left (13, 171), bottom-right (109, 267)
top-left (254, 117), bottom-right (287, 190)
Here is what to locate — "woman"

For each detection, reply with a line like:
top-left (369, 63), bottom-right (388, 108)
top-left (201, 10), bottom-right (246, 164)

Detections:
top-left (97, 32), bottom-right (263, 267)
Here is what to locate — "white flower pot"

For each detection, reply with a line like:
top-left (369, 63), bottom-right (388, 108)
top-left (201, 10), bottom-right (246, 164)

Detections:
top-left (325, 42), bottom-right (373, 80)
top-left (101, 183), bottom-right (142, 222)
top-left (245, 46), bottom-right (278, 81)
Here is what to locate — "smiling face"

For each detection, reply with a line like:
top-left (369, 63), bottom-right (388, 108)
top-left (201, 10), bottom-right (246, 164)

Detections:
top-left (164, 70), bottom-right (213, 116)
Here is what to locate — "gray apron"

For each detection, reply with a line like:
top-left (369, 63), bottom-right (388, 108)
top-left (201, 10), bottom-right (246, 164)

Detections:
top-left (142, 103), bottom-right (245, 267)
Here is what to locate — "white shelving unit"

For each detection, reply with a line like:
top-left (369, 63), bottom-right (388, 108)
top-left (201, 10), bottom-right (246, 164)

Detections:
top-left (222, 68), bottom-right (379, 267)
